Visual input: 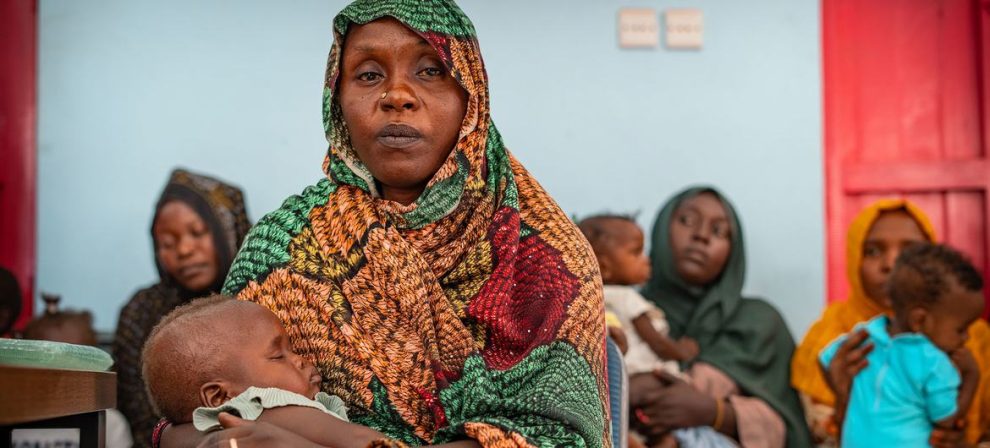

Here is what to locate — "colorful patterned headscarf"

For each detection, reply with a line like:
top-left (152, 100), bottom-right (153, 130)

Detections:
top-left (154, 168), bottom-right (251, 297)
top-left (222, 1), bottom-right (608, 446)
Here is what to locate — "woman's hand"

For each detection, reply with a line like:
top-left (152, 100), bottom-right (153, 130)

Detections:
top-left (930, 424), bottom-right (968, 448)
top-left (823, 328), bottom-right (873, 428)
top-left (196, 413), bottom-right (324, 448)
top-left (633, 371), bottom-right (715, 436)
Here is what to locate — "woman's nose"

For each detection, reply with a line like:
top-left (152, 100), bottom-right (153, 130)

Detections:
top-left (881, 249), bottom-right (899, 272)
top-left (692, 224), bottom-right (711, 243)
top-left (176, 236), bottom-right (195, 257)
top-left (381, 80), bottom-right (418, 111)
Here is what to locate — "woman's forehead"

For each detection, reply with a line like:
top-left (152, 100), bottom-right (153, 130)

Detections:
top-left (343, 18), bottom-right (429, 52)
top-left (866, 210), bottom-right (925, 241)
top-left (677, 192), bottom-right (727, 218)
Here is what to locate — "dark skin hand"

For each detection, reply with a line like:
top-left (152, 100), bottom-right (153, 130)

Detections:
top-left (821, 329), bottom-right (873, 428)
top-left (930, 348), bottom-right (979, 448)
top-left (629, 371), bottom-right (737, 442)
top-left (185, 413), bottom-right (482, 448)
top-left (608, 326), bottom-right (630, 355)
top-left (825, 330), bottom-right (969, 447)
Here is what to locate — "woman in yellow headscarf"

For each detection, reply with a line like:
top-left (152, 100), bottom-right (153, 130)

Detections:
top-left (791, 199), bottom-right (990, 446)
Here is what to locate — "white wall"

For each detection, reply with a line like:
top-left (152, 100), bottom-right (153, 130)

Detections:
top-left (38, 0), bottom-right (823, 337)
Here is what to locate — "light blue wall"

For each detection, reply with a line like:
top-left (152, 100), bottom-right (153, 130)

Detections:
top-left (38, 0), bottom-right (824, 336)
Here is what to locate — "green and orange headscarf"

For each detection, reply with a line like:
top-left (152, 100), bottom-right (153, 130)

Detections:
top-left (792, 199), bottom-right (990, 444)
top-left (223, 0), bottom-right (608, 446)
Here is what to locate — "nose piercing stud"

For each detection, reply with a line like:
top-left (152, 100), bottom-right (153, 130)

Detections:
top-left (381, 91), bottom-right (388, 99)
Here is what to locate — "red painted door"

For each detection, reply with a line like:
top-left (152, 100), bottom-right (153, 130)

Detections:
top-left (824, 0), bottom-right (990, 318)
top-left (0, 0), bottom-right (37, 330)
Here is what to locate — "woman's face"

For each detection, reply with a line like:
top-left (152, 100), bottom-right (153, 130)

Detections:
top-left (153, 201), bottom-right (219, 292)
top-left (338, 18), bottom-right (468, 205)
top-left (668, 192), bottom-right (733, 287)
top-left (859, 210), bottom-right (927, 306)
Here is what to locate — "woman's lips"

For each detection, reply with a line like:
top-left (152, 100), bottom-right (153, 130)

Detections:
top-left (177, 263), bottom-right (209, 279)
top-left (682, 248), bottom-right (708, 265)
top-left (377, 123), bottom-right (423, 149)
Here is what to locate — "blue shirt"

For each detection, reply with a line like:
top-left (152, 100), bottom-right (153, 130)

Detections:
top-left (819, 315), bottom-right (960, 448)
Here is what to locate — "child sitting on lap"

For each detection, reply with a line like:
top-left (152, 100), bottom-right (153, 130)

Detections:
top-left (578, 215), bottom-right (698, 377)
top-left (820, 243), bottom-right (984, 447)
top-left (579, 215), bottom-right (733, 448)
top-left (142, 295), bottom-right (384, 447)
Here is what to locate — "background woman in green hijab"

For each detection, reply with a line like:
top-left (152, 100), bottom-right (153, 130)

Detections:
top-left (631, 187), bottom-right (811, 448)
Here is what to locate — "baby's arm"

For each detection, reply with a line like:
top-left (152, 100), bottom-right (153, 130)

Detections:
top-left (934, 348), bottom-right (980, 430)
top-left (257, 406), bottom-right (385, 448)
top-left (632, 313), bottom-right (697, 361)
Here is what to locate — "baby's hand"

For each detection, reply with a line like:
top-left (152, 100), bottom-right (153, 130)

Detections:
top-left (608, 326), bottom-right (630, 355)
top-left (951, 347), bottom-right (979, 381)
top-left (675, 337), bottom-right (699, 361)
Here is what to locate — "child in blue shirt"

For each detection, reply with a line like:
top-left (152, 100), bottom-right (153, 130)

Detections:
top-left (820, 243), bottom-right (984, 448)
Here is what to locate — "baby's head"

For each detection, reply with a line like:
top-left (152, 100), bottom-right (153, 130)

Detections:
top-left (142, 295), bottom-right (321, 423)
top-left (578, 215), bottom-right (651, 285)
top-left (887, 243), bottom-right (986, 353)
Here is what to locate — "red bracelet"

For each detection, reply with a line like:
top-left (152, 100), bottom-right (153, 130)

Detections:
top-left (151, 418), bottom-right (172, 448)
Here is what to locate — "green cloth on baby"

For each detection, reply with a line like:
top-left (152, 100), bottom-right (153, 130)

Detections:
top-left (192, 387), bottom-right (349, 432)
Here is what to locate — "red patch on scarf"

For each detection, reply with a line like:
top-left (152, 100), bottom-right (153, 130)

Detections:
top-left (468, 207), bottom-right (580, 370)
top-left (421, 32), bottom-right (452, 65)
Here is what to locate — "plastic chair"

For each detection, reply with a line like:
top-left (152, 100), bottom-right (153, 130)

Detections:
top-left (605, 337), bottom-right (629, 448)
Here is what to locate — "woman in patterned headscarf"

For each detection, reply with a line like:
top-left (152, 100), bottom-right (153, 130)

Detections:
top-left (158, 1), bottom-right (608, 447)
top-left (114, 168), bottom-right (251, 447)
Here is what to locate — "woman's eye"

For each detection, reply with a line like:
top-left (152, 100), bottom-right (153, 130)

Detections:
top-left (712, 223), bottom-right (729, 239)
top-left (419, 67), bottom-right (443, 77)
top-left (357, 72), bottom-right (382, 82)
top-left (863, 246), bottom-right (881, 257)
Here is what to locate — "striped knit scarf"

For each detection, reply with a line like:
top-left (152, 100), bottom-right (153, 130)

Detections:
top-left (222, 1), bottom-right (608, 446)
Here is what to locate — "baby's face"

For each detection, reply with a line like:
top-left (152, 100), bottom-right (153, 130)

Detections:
top-left (922, 284), bottom-right (985, 353)
top-left (601, 220), bottom-right (651, 285)
top-left (227, 304), bottom-right (322, 399)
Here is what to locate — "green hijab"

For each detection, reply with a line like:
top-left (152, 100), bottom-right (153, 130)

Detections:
top-left (642, 186), bottom-right (812, 447)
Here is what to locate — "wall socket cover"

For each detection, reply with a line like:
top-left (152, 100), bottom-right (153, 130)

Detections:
top-left (665, 8), bottom-right (704, 49)
top-left (618, 8), bottom-right (659, 48)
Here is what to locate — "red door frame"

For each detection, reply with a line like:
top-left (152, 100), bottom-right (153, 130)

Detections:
top-left (823, 0), bottom-right (990, 318)
top-left (0, 0), bottom-right (37, 330)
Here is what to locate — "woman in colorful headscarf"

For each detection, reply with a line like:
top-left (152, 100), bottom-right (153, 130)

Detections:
top-left (114, 168), bottom-right (251, 448)
top-left (792, 199), bottom-right (990, 446)
top-left (631, 187), bottom-right (812, 448)
top-left (158, 1), bottom-right (608, 447)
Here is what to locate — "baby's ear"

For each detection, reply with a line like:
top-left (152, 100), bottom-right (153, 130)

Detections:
top-left (200, 381), bottom-right (233, 408)
top-left (598, 257), bottom-right (612, 282)
top-left (906, 307), bottom-right (929, 333)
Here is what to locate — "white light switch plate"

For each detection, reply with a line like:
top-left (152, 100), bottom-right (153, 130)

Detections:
top-left (665, 8), bottom-right (704, 49)
top-left (618, 8), bottom-right (659, 49)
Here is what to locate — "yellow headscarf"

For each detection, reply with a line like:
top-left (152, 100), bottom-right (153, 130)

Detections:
top-left (791, 199), bottom-right (990, 442)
